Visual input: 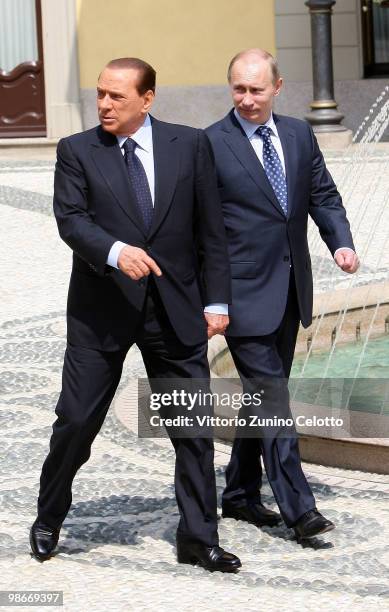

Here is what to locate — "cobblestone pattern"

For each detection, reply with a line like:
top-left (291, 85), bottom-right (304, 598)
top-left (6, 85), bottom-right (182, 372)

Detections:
top-left (0, 158), bottom-right (388, 611)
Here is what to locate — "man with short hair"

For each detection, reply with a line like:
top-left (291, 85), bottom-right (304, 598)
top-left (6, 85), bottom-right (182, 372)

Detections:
top-left (206, 49), bottom-right (359, 540)
top-left (30, 57), bottom-right (241, 572)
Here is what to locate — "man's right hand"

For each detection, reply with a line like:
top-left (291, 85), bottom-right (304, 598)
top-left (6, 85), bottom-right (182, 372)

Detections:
top-left (117, 245), bottom-right (162, 280)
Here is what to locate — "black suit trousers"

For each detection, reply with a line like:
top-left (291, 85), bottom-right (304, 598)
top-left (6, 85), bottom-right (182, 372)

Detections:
top-left (37, 281), bottom-right (218, 546)
top-left (222, 276), bottom-right (316, 527)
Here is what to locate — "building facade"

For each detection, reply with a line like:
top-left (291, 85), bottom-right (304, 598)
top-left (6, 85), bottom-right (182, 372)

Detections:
top-left (0, 0), bottom-right (388, 139)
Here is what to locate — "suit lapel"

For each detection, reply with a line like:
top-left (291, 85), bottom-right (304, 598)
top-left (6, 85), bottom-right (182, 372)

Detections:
top-left (273, 114), bottom-right (298, 219)
top-left (148, 117), bottom-right (179, 239)
top-left (222, 111), bottom-right (285, 217)
top-left (90, 127), bottom-right (147, 236)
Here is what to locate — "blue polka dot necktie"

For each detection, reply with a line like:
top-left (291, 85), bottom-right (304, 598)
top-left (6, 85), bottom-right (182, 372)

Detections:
top-left (123, 138), bottom-right (154, 233)
top-left (256, 125), bottom-right (288, 215)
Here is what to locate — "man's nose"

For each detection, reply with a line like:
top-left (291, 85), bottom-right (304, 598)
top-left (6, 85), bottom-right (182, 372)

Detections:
top-left (241, 94), bottom-right (253, 107)
top-left (99, 94), bottom-right (112, 110)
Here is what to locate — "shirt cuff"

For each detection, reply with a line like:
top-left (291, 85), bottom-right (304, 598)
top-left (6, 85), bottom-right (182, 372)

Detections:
top-left (107, 241), bottom-right (128, 269)
top-left (204, 303), bottom-right (229, 315)
top-left (333, 247), bottom-right (355, 259)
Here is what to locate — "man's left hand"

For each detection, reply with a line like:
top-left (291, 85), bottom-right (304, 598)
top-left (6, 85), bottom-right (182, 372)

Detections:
top-left (204, 313), bottom-right (229, 338)
top-left (334, 248), bottom-right (360, 274)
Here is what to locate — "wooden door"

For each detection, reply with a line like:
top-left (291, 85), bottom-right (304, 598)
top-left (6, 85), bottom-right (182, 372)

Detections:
top-left (0, 0), bottom-right (46, 137)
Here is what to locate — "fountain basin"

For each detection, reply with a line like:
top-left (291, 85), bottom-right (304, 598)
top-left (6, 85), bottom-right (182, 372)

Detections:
top-left (208, 325), bottom-right (389, 474)
top-left (295, 281), bottom-right (389, 355)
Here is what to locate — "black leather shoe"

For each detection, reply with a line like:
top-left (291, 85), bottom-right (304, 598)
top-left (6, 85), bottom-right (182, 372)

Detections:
top-left (176, 537), bottom-right (241, 572)
top-left (222, 502), bottom-right (282, 527)
top-left (293, 509), bottom-right (335, 540)
top-left (30, 519), bottom-right (61, 561)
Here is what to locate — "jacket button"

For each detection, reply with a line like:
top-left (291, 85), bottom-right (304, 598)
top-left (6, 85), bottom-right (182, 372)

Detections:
top-left (139, 279), bottom-right (145, 287)
top-left (283, 255), bottom-right (290, 262)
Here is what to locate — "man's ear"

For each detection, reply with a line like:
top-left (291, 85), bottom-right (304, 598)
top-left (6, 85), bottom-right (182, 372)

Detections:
top-left (274, 77), bottom-right (283, 97)
top-left (143, 90), bottom-right (155, 112)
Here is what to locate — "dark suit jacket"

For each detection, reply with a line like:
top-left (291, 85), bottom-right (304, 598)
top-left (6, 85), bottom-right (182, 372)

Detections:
top-left (205, 111), bottom-right (354, 337)
top-left (53, 117), bottom-right (231, 350)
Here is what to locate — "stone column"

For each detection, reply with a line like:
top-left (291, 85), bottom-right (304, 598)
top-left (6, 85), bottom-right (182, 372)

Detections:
top-left (304, 0), bottom-right (352, 146)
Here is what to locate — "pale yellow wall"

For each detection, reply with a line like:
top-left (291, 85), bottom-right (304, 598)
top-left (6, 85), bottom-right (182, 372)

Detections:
top-left (76, 0), bottom-right (275, 88)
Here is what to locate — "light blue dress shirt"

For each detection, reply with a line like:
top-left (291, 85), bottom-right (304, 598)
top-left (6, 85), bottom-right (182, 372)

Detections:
top-left (234, 109), bottom-right (286, 173)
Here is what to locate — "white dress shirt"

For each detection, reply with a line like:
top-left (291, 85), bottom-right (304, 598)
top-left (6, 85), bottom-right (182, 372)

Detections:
top-left (106, 114), bottom-right (227, 315)
top-left (233, 109), bottom-right (354, 260)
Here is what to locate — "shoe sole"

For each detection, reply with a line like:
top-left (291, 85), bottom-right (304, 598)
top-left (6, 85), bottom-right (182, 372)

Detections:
top-left (222, 512), bottom-right (281, 528)
top-left (296, 522), bottom-right (335, 540)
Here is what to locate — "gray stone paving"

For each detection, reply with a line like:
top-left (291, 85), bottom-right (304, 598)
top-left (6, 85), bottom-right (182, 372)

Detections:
top-left (0, 153), bottom-right (388, 611)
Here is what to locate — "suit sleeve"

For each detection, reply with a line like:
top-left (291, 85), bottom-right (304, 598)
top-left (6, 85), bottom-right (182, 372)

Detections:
top-left (193, 130), bottom-right (232, 305)
top-left (53, 137), bottom-right (118, 276)
top-left (307, 125), bottom-right (355, 255)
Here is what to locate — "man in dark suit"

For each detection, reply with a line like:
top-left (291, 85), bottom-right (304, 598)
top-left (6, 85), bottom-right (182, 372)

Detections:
top-left (206, 49), bottom-right (359, 540)
top-left (29, 57), bottom-right (241, 572)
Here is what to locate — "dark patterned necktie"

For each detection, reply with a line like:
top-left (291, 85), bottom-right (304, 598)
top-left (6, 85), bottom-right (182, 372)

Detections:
top-left (256, 125), bottom-right (288, 215)
top-left (122, 138), bottom-right (154, 232)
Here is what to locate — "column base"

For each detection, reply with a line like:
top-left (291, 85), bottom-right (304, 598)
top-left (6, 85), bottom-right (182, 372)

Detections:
top-left (315, 128), bottom-right (353, 149)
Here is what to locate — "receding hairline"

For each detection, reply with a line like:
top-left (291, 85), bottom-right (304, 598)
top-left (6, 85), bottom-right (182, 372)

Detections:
top-left (98, 57), bottom-right (156, 93)
top-left (98, 64), bottom-right (141, 79)
top-left (227, 49), bottom-right (280, 84)
top-left (104, 57), bottom-right (146, 70)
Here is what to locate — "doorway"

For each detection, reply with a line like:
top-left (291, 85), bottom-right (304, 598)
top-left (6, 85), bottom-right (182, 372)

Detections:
top-left (0, 0), bottom-right (46, 137)
top-left (361, 0), bottom-right (389, 77)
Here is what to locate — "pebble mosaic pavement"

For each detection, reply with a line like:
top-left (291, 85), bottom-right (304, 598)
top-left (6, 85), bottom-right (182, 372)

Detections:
top-left (0, 154), bottom-right (388, 611)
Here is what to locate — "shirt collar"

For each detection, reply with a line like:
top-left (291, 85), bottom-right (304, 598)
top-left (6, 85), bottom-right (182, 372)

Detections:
top-left (117, 114), bottom-right (152, 151)
top-left (233, 109), bottom-right (278, 139)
